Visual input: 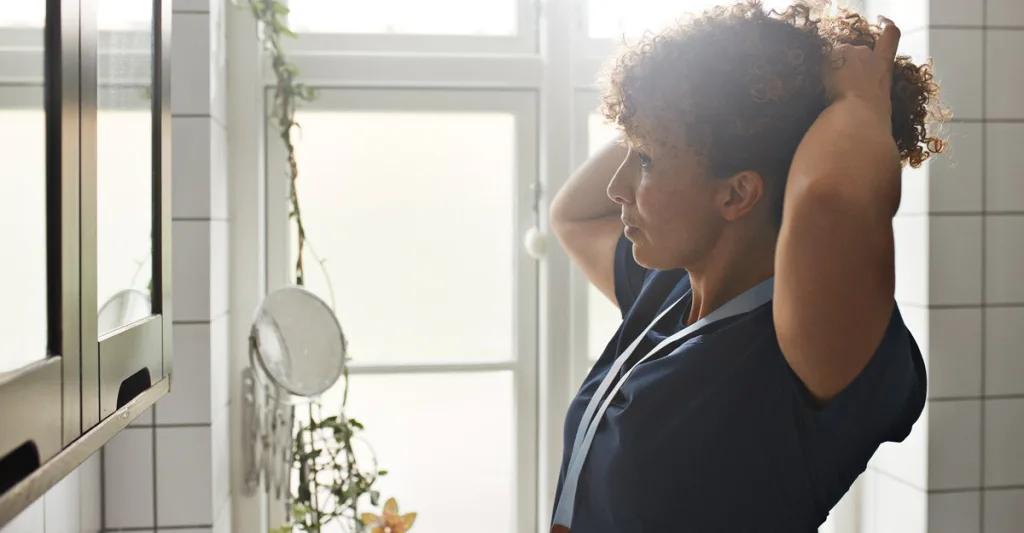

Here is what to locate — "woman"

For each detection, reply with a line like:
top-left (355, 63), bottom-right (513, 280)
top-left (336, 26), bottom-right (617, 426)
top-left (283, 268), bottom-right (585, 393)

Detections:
top-left (549, 1), bottom-right (943, 531)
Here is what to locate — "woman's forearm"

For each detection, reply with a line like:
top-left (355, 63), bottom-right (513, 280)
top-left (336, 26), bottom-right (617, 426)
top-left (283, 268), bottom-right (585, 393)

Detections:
top-left (550, 138), bottom-right (630, 226)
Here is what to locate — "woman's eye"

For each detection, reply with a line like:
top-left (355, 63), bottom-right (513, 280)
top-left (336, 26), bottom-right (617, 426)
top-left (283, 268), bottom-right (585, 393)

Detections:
top-left (638, 153), bottom-right (653, 169)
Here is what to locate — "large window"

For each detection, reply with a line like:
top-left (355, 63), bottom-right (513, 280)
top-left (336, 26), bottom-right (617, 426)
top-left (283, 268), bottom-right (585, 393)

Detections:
top-left (265, 89), bottom-right (538, 533)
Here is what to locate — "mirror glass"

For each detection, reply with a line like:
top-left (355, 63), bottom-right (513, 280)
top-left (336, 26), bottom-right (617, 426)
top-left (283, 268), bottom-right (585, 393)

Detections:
top-left (250, 286), bottom-right (347, 399)
top-left (96, 0), bottom-right (155, 335)
top-left (0, 1), bottom-right (48, 373)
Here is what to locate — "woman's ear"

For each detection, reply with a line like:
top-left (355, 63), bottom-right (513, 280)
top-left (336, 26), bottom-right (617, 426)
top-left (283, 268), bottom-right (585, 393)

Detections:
top-left (719, 170), bottom-right (765, 222)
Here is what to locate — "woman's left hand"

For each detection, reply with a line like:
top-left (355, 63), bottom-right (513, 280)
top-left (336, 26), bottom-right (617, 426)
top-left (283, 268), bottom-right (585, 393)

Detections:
top-left (823, 16), bottom-right (901, 118)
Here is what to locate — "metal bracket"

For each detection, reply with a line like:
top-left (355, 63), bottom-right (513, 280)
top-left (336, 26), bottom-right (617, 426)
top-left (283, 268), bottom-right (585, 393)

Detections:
top-left (241, 367), bottom-right (293, 498)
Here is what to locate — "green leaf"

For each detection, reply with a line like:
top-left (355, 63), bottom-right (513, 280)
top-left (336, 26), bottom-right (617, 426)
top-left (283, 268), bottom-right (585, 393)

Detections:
top-left (272, 2), bottom-right (290, 14)
top-left (348, 418), bottom-right (365, 430)
top-left (377, 469), bottom-right (388, 476)
top-left (271, 17), bottom-right (298, 38)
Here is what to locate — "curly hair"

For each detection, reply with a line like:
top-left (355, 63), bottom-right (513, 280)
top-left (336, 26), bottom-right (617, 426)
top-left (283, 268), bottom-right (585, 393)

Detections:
top-left (601, 0), bottom-right (946, 223)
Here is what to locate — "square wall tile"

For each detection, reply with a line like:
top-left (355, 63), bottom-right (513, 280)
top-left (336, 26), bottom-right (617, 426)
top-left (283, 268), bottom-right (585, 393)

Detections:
top-left (928, 308), bottom-right (982, 399)
top-left (987, 32), bottom-right (1024, 120)
top-left (172, 117), bottom-right (213, 219)
top-left (986, 124), bottom-right (1024, 212)
top-left (44, 466), bottom-right (81, 533)
top-left (2, 498), bottom-right (44, 533)
top-left (214, 505), bottom-right (233, 533)
top-left (174, 0), bottom-right (210, 12)
top-left (987, 0), bottom-right (1024, 26)
top-left (984, 398), bottom-right (1024, 487)
top-left (984, 489), bottom-right (1024, 533)
top-left (103, 427), bottom-right (155, 529)
top-left (985, 216), bottom-right (1024, 304)
top-left (927, 491), bottom-right (980, 533)
top-left (79, 452), bottom-right (102, 533)
top-left (210, 0), bottom-right (227, 125)
top-left (171, 13), bottom-right (211, 116)
top-left (158, 323), bottom-right (213, 425)
top-left (864, 0), bottom-right (928, 31)
top-left (899, 161), bottom-right (929, 216)
top-left (929, 399), bottom-right (982, 490)
top-left (211, 407), bottom-right (231, 514)
top-left (929, 216), bottom-right (983, 306)
top-left (985, 307), bottom-right (1024, 396)
top-left (156, 426), bottom-right (214, 526)
top-left (210, 221), bottom-right (229, 318)
top-left (173, 220), bottom-right (211, 321)
top-left (872, 472), bottom-right (927, 533)
top-left (211, 315), bottom-right (230, 411)
top-left (929, 122), bottom-right (983, 213)
top-left (871, 401), bottom-right (928, 489)
top-left (210, 122), bottom-right (228, 220)
top-left (893, 215), bottom-right (929, 306)
top-left (898, 28), bottom-right (929, 65)
top-left (172, 220), bottom-right (228, 321)
top-left (929, 29), bottom-right (984, 120)
top-left (131, 405), bottom-right (154, 426)
top-left (860, 469), bottom-right (879, 533)
top-left (931, 0), bottom-right (983, 26)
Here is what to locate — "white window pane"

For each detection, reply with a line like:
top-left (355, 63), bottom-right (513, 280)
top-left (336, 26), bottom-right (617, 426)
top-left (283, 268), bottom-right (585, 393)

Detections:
top-left (290, 110), bottom-right (516, 365)
top-left (585, 113), bottom-right (623, 360)
top-left (0, 1), bottom-right (44, 27)
top-left (98, 0), bottom-right (153, 31)
top-left (0, 106), bottom-right (48, 373)
top-left (588, 0), bottom-right (797, 40)
top-left (288, 0), bottom-right (516, 36)
top-left (313, 372), bottom-right (516, 533)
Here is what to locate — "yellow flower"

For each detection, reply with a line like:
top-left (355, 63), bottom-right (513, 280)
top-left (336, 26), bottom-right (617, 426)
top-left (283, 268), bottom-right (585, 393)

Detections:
top-left (360, 498), bottom-right (416, 533)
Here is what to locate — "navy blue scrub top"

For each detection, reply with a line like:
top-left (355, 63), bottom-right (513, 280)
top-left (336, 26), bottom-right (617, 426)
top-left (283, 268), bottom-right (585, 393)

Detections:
top-left (553, 235), bottom-right (927, 532)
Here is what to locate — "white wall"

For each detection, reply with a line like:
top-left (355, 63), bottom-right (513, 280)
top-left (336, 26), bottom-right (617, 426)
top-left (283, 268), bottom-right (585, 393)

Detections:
top-left (861, 0), bottom-right (1024, 532)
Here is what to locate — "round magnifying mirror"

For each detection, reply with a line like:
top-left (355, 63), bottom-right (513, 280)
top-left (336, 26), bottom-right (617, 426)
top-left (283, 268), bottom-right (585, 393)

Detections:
top-left (249, 286), bottom-right (346, 400)
top-left (98, 289), bottom-right (151, 334)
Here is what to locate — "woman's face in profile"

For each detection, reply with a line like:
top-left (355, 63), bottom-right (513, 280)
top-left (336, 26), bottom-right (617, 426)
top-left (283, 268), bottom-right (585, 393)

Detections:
top-left (607, 140), bottom-right (729, 271)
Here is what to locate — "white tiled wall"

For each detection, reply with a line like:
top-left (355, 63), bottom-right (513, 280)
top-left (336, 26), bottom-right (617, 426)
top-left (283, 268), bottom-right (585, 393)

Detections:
top-left (0, 454), bottom-right (102, 533)
top-left (864, 0), bottom-right (1024, 531)
top-left (101, 0), bottom-right (232, 532)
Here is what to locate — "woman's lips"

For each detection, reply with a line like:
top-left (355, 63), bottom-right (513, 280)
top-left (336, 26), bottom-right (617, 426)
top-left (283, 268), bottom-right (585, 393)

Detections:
top-left (622, 219), bottom-right (640, 239)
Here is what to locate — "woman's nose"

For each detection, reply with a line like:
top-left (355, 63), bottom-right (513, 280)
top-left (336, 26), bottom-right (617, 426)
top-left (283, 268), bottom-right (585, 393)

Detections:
top-left (607, 150), bottom-right (637, 205)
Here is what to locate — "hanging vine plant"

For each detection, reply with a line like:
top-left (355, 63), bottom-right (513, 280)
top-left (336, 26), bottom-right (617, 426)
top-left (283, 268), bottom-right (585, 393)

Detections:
top-left (239, 1), bottom-right (414, 532)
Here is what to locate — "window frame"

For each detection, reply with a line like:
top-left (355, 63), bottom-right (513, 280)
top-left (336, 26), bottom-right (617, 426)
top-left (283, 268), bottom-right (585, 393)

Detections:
top-left (0, 0), bottom-right (172, 524)
top-left (263, 87), bottom-right (540, 532)
top-left (280, 0), bottom-right (539, 55)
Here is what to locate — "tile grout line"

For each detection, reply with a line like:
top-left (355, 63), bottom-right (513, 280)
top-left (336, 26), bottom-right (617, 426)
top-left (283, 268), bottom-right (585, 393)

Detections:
top-left (979, 1), bottom-right (988, 529)
top-left (930, 393), bottom-right (1024, 402)
top-left (152, 403), bottom-right (158, 530)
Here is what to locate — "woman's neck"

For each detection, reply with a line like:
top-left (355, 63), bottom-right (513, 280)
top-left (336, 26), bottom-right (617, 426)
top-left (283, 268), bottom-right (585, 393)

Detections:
top-left (684, 229), bottom-right (777, 326)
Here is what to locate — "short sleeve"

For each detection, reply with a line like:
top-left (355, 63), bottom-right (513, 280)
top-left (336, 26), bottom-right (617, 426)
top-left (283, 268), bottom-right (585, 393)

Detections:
top-left (613, 233), bottom-right (650, 317)
top-left (797, 304), bottom-right (927, 508)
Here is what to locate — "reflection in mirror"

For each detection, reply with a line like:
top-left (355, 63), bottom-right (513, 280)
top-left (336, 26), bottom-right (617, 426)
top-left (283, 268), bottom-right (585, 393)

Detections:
top-left (0, 1), bottom-right (47, 373)
top-left (96, 0), bottom-right (154, 336)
